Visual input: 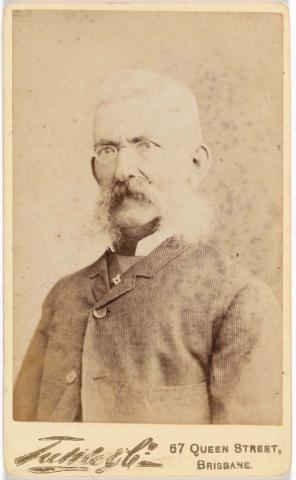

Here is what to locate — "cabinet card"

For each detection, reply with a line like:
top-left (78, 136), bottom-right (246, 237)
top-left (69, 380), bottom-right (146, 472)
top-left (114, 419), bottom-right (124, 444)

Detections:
top-left (3, 1), bottom-right (291, 477)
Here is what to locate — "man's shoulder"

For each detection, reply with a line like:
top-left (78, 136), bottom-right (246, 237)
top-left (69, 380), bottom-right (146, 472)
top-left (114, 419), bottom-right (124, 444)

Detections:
top-left (183, 241), bottom-right (276, 299)
top-left (177, 241), bottom-right (280, 320)
top-left (183, 241), bottom-right (250, 279)
top-left (44, 253), bottom-right (106, 301)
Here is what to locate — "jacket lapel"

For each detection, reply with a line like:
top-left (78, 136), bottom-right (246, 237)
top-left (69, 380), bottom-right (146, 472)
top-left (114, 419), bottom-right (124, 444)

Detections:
top-left (89, 237), bottom-right (189, 308)
top-left (89, 253), bottom-right (110, 302)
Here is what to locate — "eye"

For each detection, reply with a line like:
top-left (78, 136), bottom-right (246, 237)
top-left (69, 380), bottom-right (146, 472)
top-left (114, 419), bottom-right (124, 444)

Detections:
top-left (95, 145), bottom-right (118, 163)
top-left (136, 140), bottom-right (152, 149)
top-left (135, 140), bottom-right (159, 152)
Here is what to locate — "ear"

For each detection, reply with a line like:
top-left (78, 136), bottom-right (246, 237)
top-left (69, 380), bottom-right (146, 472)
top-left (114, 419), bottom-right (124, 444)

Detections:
top-left (91, 156), bottom-right (101, 185)
top-left (192, 144), bottom-right (211, 181)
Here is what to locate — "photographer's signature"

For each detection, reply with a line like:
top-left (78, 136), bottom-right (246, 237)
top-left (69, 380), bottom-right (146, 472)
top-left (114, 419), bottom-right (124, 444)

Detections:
top-left (14, 436), bottom-right (164, 474)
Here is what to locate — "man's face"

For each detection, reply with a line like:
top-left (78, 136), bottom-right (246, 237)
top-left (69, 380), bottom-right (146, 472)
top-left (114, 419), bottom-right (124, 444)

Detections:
top-left (92, 95), bottom-right (202, 229)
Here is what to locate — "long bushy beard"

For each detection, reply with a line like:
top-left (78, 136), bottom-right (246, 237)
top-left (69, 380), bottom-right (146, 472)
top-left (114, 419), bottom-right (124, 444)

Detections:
top-left (95, 178), bottom-right (157, 247)
top-left (95, 178), bottom-right (215, 249)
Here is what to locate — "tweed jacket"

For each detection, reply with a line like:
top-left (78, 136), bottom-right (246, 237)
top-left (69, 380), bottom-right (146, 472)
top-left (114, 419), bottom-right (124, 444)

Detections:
top-left (13, 239), bottom-right (282, 424)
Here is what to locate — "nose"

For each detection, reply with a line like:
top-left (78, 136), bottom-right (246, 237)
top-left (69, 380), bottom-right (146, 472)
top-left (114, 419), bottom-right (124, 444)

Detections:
top-left (114, 145), bottom-right (140, 182)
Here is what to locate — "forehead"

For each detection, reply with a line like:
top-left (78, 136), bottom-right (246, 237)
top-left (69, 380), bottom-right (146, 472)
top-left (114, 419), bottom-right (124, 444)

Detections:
top-left (93, 95), bottom-right (201, 146)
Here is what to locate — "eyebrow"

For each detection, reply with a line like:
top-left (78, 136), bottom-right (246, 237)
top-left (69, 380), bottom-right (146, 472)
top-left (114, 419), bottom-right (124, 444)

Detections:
top-left (94, 139), bottom-right (120, 149)
top-left (94, 136), bottom-right (161, 149)
top-left (129, 136), bottom-right (146, 144)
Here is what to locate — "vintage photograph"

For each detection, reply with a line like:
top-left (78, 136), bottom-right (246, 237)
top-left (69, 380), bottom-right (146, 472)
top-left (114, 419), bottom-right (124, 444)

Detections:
top-left (11, 7), bottom-right (284, 428)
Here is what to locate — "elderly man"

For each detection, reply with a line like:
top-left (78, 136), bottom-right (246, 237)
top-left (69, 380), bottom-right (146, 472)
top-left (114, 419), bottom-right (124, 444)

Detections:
top-left (14, 70), bottom-right (282, 425)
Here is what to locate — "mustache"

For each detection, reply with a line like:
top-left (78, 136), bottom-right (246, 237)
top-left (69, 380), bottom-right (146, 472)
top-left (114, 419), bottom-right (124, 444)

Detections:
top-left (110, 177), bottom-right (153, 207)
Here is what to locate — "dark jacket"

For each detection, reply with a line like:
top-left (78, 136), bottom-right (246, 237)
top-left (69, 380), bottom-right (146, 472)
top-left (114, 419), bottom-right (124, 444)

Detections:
top-left (13, 239), bottom-right (282, 424)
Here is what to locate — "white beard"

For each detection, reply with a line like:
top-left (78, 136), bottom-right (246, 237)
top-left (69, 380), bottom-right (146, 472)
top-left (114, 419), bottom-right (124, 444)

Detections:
top-left (95, 181), bottom-right (215, 249)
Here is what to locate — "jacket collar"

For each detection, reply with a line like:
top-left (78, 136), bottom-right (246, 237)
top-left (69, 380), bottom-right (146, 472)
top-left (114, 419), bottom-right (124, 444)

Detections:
top-left (88, 236), bottom-right (189, 280)
top-left (132, 236), bottom-right (189, 277)
top-left (89, 236), bottom-right (189, 308)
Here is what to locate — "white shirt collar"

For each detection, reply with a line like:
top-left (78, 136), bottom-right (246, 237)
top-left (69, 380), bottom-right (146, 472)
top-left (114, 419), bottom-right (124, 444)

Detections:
top-left (109, 228), bottom-right (174, 256)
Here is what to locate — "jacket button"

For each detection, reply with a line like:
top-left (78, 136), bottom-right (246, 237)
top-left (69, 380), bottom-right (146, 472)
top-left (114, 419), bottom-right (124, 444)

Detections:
top-left (65, 370), bottom-right (77, 385)
top-left (93, 307), bottom-right (107, 319)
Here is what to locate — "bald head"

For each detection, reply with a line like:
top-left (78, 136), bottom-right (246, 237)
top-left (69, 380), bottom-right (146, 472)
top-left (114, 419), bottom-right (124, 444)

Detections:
top-left (93, 69), bottom-right (203, 149)
top-left (95, 69), bottom-right (198, 111)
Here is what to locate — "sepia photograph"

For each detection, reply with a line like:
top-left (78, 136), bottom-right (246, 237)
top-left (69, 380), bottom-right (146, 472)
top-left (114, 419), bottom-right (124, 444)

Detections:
top-left (4, 2), bottom-right (291, 477)
top-left (12, 7), bottom-right (283, 426)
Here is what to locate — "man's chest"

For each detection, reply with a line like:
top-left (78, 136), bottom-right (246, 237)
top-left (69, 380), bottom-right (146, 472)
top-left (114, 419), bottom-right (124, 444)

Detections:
top-left (48, 268), bottom-right (221, 365)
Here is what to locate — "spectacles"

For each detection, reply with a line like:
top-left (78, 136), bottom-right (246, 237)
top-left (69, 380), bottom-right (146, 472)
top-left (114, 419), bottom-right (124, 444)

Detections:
top-left (93, 139), bottom-right (161, 164)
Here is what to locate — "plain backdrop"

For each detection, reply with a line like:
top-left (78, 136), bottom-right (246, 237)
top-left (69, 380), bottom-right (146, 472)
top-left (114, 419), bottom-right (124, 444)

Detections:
top-left (12, 10), bottom-right (283, 379)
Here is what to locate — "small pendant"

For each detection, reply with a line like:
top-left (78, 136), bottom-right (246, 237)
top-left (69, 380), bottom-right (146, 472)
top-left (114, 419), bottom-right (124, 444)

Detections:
top-left (112, 273), bottom-right (121, 285)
